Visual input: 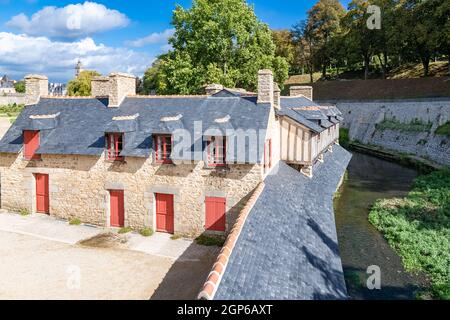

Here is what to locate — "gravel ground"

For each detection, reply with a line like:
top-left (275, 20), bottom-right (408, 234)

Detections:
top-left (0, 230), bottom-right (217, 300)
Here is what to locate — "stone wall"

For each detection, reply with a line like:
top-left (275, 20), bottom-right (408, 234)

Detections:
top-left (0, 151), bottom-right (263, 237)
top-left (330, 98), bottom-right (450, 165)
top-left (0, 94), bottom-right (26, 106)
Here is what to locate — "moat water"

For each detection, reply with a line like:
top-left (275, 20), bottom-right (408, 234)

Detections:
top-left (334, 152), bottom-right (429, 300)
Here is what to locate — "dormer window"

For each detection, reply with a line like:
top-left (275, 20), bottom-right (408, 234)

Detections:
top-left (106, 133), bottom-right (124, 161)
top-left (23, 130), bottom-right (41, 160)
top-left (207, 136), bottom-right (226, 167)
top-left (154, 135), bottom-right (173, 164)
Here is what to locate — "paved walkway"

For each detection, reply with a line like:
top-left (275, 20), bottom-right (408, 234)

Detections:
top-left (0, 211), bottom-right (101, 245)
top-left (0, 211), bottom-right (219, 300)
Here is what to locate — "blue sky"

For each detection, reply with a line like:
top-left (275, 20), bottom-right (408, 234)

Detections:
top-left (0, 0), bottom-right (351, 82)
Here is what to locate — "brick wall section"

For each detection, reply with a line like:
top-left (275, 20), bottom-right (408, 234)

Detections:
top-left (197, 182), bottom-right (265, 300)
top-left (0, 152), bottom-right (263, 237)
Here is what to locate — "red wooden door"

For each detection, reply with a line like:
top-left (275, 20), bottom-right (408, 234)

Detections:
top-left (205, 197), bottom-right (226, 232)
top-left (110, 190), bottom-right (124, 228)
top-left (35, 174), bottom-right (49, 214)
top-left (156, 193), bottom-right (174, 234)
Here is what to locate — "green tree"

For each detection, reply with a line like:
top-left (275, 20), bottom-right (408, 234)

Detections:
top-left (402, 0), bottom-right (441, 76)
top-left (307, 0), bottom-right (346, 78)
top-left (342, 0), bottom-right (379, 80)
top-left (14, 81), bottom-right (25, 93)
top-left (272, 30), bottom-right (299, 74)
top-left (67, 70), bottom-right (101, 96)
top-left (153, 0), bottom-right (289, 94)
top-left (292, 20), bottom-right (317, 83)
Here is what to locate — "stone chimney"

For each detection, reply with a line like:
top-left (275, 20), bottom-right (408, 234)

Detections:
top-left (205, 84), bottom-right (224, 95)
top-left (25, 74), bottom-right (48, 105)
top-left (257, 69), bottom-right (274, 105)
top-left (290, 85), bottom-right (313, 100)
top-left (91, 72), bottom-right (136, 107)
top-left (273, 82), bottom-right (281, 109)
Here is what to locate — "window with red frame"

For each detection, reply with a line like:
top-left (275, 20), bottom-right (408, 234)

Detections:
top-left (23, 130), bottom-right (41, 160)
top-left (154, 135), bottom-right (173, 164)
top-left (106, 133), bottom-right (124, 161)
top-left (264, 139), bottom-right (272, 172)
top-left (207, 136), bottom-right (226, 167)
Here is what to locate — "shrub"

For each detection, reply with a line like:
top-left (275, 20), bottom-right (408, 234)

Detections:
top-left (376, 118), bottom-right (432, 133)
top-left (195, 234), bottom-right (226, 247)
top-left (19, 208), bottom-right (30, 216)
top-left (118, 227), bottom-right (133, 234)
top-left (339, 128), bottom-right (350, 148)
top-left (435, 122), bottom-right (450, 138)
top-left (140, 228), bottom-right (154, 237)
top-left (69, 218), bottom-right (82, 226)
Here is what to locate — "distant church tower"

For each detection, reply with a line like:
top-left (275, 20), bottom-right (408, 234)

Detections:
top-left (75, 60), bottom-right (83, 77)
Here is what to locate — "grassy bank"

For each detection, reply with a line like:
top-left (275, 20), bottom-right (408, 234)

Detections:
top-left (0, 103), bottom-right (24, 123)
top-left (369, 169), bottom-right (450, 299)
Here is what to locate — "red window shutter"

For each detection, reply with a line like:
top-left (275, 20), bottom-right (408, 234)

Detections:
top-left (106, 133), bottom-right (124, 161)
top-left (207, 136), bottom-right (226, 167)
top-left (205, 197), bottom-right (226, 232)
top-left (155, 135), bottom-right (173, 164)
top-left (23, 130), bottom-right (41, 160)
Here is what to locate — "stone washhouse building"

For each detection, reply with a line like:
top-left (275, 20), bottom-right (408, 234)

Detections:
top-left (0, 70), bottom-right (342, 238)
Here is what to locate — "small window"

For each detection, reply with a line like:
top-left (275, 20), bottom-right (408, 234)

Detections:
top-left (23, 130), bottom-right (41, 160)
top-left (207, 136), bottom-right (226, 167)
top-left (154, 135), bottom-right (173, 164)
top-left (106, 133), bottom-right (124, 161)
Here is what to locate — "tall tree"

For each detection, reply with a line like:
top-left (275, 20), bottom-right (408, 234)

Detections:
top-left (402, 0), bottom-right (441, 76)
top-left (272, 29), bottom-right (297, 73)
top-left (291, 20), bottom-right (316, 83)
top-left (152, 0), bottom-right (288, 94)
top-left (67, 70), bottom-right (101, 96)
top-left (433, 0), bottom-right (450, 74)
top-left (342, 0), bottom-right (379, 80)
top-left (307, 0), bottom-right (346, 78)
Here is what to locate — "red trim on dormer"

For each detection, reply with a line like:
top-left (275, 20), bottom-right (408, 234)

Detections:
top-left (23, 130), bottom-right (41, 160)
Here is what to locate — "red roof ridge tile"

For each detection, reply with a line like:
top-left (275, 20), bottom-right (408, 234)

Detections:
top-left (197, 182), bottom-right (265, 300)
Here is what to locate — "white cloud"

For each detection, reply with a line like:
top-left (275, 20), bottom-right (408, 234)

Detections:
top-left (6, 1), bottom-right (129, 38)
top-left (0, 32), bottom-right (154, 82)
top-left (127, 28), bottom-right (175, 48)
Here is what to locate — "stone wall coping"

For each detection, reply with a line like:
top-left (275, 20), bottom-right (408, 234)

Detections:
top-left (318, 97), bottom-right (450, 103)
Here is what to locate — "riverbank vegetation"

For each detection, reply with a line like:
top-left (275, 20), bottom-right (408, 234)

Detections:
top-left (375, 118), bottom-right (433, 133)
top-left (436, 122), bottom-right (450, 138)
top-left (369, 169), bottom-right (450, 299)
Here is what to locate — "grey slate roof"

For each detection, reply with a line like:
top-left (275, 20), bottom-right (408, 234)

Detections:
top-left (279, 97), bottom-right (342, 132)
top-left (0, 95), bottom-right (271, 163)
top-left (215, 145), bottom-right (352, 300)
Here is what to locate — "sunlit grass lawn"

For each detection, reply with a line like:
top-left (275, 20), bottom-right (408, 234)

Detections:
top-left (369, 169), bottom-right (450, 299)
